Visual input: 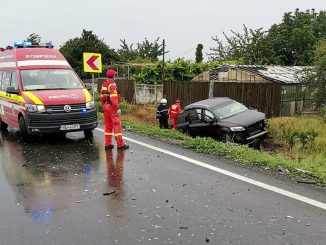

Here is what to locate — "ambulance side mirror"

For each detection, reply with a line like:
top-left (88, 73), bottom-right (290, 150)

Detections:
top-left (85, 83), bottom-right (92, 91)
top-left (6, 86), bottom-right (19, 95)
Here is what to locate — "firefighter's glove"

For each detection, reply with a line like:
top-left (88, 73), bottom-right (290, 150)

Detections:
top-left (117, 109), bottom-right (122, 115)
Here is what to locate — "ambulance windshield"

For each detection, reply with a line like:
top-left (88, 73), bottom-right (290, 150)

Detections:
top-left (21, 69), bottom-right (84, 91)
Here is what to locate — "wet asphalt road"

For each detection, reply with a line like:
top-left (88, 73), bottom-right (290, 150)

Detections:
top-left (0, 128), bottom-right (326, 245)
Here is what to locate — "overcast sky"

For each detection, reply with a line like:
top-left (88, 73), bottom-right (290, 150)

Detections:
top-left (1, 0), bottom-right (325, 60)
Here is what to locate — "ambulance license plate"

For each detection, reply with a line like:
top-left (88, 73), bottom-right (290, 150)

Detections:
top-left (60, 124), bottom-right (80, 130)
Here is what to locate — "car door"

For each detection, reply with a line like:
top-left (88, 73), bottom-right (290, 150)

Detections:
top-left (188, 108), bottom-right (209, 137)
top-left (0, 71), bottom-right (12, 124)
top-left (7, 71), bottom-right (20, 125)
top-left (201, 109), bottom-right (218, 138)
top-left (177, 110), bottom-right (190, 129)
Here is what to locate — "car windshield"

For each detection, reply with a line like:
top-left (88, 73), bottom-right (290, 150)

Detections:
top-left (20, 69), bottom-right (83, 91)
top-left (213, 101), bottom-right (248, 119)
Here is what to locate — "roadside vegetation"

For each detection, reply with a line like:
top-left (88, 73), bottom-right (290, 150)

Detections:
top-left (105, 102), bottom-right (326, 185)
top-left (267, 117), bottom-right (326, 167)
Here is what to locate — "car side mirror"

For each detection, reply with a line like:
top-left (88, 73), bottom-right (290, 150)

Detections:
top-left (85, 83), bottom-right (92, 91)
top-left (203, 115), bottom-right (214, 123)
top-left (248, 107), bottom-right (257, 111)
top-left (6, 86), bottom-right (19, 95)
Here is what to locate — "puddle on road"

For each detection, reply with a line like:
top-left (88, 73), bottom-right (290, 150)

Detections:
top-left (0, 129), bottom-right (120, 224)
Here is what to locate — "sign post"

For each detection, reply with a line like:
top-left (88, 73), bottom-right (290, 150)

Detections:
top-left (83, 53), bottom-right (102, 98)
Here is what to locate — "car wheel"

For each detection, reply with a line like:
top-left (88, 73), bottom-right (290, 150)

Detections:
top-left (19, 116), bottom-right (30, 142)
top-left (183, 127), bottom-right (194, 138)
top-left (84, 129), bottom-right (94, 139)
top-left (220, 133), bottom-right (234, 144)
top-left (0, 121), bottom-right (8, 130)
top-left (250, 139), bottom-right (261, 150)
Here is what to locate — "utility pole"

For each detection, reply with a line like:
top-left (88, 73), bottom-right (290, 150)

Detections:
top-left (162, 39), bottom-right (165, 82)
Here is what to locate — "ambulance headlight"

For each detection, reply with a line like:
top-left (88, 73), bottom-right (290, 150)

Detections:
top-left (86, 101), bottom-right (95, 109)
top-left (25, 104), bottom-right (46, 113)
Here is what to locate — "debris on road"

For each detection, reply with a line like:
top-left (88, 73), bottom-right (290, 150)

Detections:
top-left (276, 165), bottom-right (289, 173)
top-left (103, 191), bottom-right (116, 196)
top-left (297, 180), bottom-right (317, 184)
top-left (295, 168), bottom-right (312, 174)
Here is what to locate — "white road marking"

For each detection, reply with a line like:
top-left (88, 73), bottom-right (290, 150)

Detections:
top-left (95, 128), bottom-right (326, 211)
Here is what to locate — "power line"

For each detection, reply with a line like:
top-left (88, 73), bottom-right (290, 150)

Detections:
top-left (169, 46), bottom-right (197, 60)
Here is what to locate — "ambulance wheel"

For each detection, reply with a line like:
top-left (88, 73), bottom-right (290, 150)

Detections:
top-left (0, 121), bottom-right (8, 130)
top-left (19, 116), bottom-right (30, 142)
top-left (84, 129), bottom-right (94, 139)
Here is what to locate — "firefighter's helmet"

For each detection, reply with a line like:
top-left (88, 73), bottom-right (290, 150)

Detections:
top-left (160, 98), bottom-right (167, 105)
top-left (106, 69), bottom-right (117, 78)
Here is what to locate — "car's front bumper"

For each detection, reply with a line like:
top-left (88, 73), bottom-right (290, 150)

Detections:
top-left (26, 110), bottom-right (98, 134)
top-left (231, 130), bottom-right (267, 144)
top-left (246, 130), bottom-right (268, 141)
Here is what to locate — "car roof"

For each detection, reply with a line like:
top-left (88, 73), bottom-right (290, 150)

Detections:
top-left (184, 97), bottom-right (232, 110)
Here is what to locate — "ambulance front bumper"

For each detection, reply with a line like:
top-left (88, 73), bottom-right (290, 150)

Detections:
top-left (26, 109), bottom-right (98, 133)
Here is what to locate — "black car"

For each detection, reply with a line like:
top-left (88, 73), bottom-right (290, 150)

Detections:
top-left (177, 97), bottom-right (267, 148)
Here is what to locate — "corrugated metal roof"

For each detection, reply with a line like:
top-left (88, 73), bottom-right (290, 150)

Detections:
top-left (209, 65), bottom-right (307, 84)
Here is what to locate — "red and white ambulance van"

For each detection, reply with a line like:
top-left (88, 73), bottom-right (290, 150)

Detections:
top-left (0, 41), bottom-right (97, 141)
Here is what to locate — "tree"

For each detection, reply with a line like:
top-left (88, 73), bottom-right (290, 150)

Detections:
top-left (208, 25), bottom-right (269, 64)
top-left (209, 9), bottom-right (326, 65)
top-left (118, 38), bottom-right (164, 62)
top-left (118, 39), bottom-right (140, 62)
top-left (195, 44), bottom-right (203, 63)
top-left (137, 38), bottom-right (164, 61)
top-left (266, 9), bottom-right (326, 65)
top-left (26, 33), bottom-right (41, 43)
top-left (60, 29), bottom-right (118, 78)
top-left (303, 39), bottom-right (326, 109)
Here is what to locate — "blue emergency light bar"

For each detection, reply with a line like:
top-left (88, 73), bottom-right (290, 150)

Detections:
top-left (13, 41), bottom-right (32, 47)
top-left (13, 41), bottom-right (53, 48)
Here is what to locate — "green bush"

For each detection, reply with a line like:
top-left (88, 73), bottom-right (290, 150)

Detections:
top-left (298, 129), bottom-right (318, 151)
top-left (282, 127), bottom-right (299, 152)
top-left (131, 59), bottom-right (240, 84)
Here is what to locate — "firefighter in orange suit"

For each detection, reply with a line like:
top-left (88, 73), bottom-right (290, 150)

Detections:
top-left (168, 99), bottom-right (181, 129)
top-left (101, 69), bottom-right (129, 150)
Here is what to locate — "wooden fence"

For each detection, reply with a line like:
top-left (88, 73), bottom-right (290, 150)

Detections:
top-left (94, 79), bottom-right (282, 117)
top-left (97, 78), bottom-right (136, 103)
top-left (163, 81), bottom-right (282, 117)
top-left (213, 82), bottom-right (282, 117)
top-left (163, 81), bottom-right (210, 109)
